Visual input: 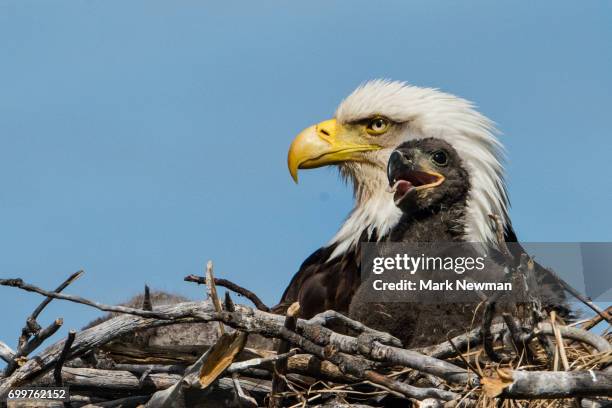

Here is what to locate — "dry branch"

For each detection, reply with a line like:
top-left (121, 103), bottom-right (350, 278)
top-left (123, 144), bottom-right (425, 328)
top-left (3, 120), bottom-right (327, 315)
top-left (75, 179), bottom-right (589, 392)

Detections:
top-left (184, 274), bottom-right (270, 312)
top-left (536, 323), bottom-right (611, 353)
top-left (483, 369), bottom-right (612, 399)
top-left (53, 329), bottom-right (76, 386)
top-left (0, 341), bottom-right (15, 364)
top-left (0, 278), bottom-right (173, 319)
top-left (204, 260), bottom-right (225, 336)
top-left (17, 270), bottom-right (83, 349)
top-left (270, 302), bottom-right (300, 408)
top-left (5, 318), bottom-right (63, 375)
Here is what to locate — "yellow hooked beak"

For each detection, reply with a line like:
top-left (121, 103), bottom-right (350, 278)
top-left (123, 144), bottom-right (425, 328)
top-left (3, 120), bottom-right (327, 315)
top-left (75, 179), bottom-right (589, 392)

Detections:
top-left (287, 118), bottom-right (382, 182)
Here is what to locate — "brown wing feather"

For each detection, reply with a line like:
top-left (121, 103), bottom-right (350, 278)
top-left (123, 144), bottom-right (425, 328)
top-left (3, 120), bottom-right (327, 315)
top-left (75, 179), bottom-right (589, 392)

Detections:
top-left (274, 231), bottom-right (376, 318)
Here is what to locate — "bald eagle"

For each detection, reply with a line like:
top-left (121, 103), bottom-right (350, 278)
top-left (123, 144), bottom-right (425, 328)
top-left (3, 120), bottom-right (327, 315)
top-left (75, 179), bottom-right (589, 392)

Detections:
top-left (349, 139), bottom-right (564, 347)
top-left (277, 80), bottom-right (515, 318)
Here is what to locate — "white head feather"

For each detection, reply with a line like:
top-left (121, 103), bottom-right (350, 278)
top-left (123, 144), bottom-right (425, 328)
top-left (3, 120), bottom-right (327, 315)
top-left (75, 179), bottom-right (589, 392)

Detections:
top-left (327, 80), bottom-right (509, 260)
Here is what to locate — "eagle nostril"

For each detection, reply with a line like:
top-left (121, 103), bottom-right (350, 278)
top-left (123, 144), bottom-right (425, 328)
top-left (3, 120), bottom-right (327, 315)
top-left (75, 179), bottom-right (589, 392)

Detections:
top-left (319, 128), bottom-right (330, 136)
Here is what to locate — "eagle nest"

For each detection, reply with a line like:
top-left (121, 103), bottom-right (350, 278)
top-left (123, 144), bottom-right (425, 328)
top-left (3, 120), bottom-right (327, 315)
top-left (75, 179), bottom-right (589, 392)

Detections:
top-left (0, 260), bottom-right (610, 408)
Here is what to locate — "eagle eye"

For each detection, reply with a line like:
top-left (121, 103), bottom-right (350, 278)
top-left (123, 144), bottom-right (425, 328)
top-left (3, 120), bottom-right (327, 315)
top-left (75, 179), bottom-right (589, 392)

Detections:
top-left (431, 150), bottom-right (448, 166)
top-left (365, 117), bottom-right (390, 135)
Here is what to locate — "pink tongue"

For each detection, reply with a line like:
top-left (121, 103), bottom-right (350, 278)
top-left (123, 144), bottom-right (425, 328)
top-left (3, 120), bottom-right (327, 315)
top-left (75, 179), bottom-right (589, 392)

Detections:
top-left (393, 180), bottom-right (413, 202)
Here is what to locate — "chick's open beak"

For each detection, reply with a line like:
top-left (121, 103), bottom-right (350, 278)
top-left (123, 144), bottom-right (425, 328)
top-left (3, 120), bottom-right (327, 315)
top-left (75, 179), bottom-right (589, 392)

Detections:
top-left (387, 150), bottom-right (445, 205)
top-left (287, 118), bottom-right (381, 182)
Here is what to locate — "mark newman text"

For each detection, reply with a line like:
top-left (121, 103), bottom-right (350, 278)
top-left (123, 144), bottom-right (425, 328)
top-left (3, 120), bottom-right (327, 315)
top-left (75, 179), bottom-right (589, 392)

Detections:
top-left (372, 279), bottom-right (512, 291)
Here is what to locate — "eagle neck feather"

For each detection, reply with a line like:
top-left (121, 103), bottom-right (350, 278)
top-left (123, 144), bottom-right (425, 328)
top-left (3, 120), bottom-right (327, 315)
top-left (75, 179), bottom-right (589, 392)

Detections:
top-left (327, 164), bottom-right (402, 261)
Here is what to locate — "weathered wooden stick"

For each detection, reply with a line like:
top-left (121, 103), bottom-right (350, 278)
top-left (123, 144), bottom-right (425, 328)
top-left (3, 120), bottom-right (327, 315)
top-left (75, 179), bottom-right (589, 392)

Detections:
top-left (536, 323), bottom-right (611, 353)
top-left (102, 342), bottom-right (211, 365)
top-left (113, 364), bottom-right (186, 375)
top-left (232, 372), bottom-right (257, 408)
top-left (580, 306), bottom-right (612, 331)
top-left (269, 302), bottom-right (300, 408)
top-left (226, 349), bottom-right (297, 375)
top-left (142, 284), bottom-right (153, 311)
top-left (0, 278), bottom-right (173, 319)
top-left (307, 310), bottom-right (402, 347)
top-left (483, 369), bottom-right (612, 399)
top-left (416, 324), bottom-right (506, 359)
top-left (4, 318), bottom-right (63, 375)
top-left (35, 368), bottom-right (270, 397)
top-left (198, 331), bottom-right (247, 388)
top-left (364, 370), bottom-right (460, 402)
top-left (38, 366), bottom-right (180, 391)
top-left (204, 261), bottom-right (225, 336)
top-left (53, 329), bottom-right (76, 386)
top-left (0, 341), bottom-right (15, 364)
top-left (107, 345), bottom-right (352, 383)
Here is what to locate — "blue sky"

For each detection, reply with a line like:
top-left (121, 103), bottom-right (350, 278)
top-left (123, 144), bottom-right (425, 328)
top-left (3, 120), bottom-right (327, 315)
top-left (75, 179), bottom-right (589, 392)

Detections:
top-left (0, 1), bottom-right (610, 351)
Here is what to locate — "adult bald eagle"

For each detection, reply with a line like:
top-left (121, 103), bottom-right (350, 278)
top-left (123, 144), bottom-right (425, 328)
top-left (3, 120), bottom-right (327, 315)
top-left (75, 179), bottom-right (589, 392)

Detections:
top-left (277, 80), bottom-right (513, 318)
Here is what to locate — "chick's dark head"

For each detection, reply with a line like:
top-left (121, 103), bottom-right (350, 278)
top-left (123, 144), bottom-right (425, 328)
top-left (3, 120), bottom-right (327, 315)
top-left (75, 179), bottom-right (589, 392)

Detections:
top-left (387, 138), bottom-right (470, 212)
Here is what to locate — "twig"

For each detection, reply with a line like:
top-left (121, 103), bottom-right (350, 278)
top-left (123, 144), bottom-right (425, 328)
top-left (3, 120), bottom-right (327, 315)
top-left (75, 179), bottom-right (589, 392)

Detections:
top-left (232, 372), bottom-right (258, 408)
top-left (550, 311), bottom-right (570, 371)
top-left (226, 349), bottom-right (298, 374)
top-left (113, 364), bottom-right (186, 375)
top-left (5, 318), bottom-right (63, 375)
top-left (17, 270), bottom-right (83, 350)
top-left (54, 329), bottom-right (76, 386)
top-left (445, 336), bottom-right (481, 378)
top-left (416, 324), bottom-right (506, 359)
top-left (269, 302), bottom-right (300, 408)
top-left (138, 367), bottom-right (153, 389)
top-left (185, 274), bottom-right (270, 312)
top-left (580, 306), bottom-right (612, 331)
top-left (142, 284), bottom-right (153, 311)
top-left (0, 341), bottom-right (15, 364)
top-left (535, 323), bottom-right (611, 353)
top-left (205, 260), bottom-right (225, 336)
top-left (224, 291), bottom-right (236, 312)
top-left (307, 310), bottom-right (402, 347)
top-left (0, 278), bottom-right (174, 319)
top-left (364, 370), bottom-right (461, 402)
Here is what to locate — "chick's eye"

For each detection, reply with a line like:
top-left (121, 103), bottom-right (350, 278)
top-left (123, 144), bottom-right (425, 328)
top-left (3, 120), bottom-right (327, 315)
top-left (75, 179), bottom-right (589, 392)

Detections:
top-left (366, 117), bottom-right (389, 135)
top-left (431, 150), bottom-right (448, 166)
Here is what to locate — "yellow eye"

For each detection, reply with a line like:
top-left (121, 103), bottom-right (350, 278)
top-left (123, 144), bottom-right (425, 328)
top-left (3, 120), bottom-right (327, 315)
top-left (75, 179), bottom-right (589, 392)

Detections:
top-left (366, 117), bottom-right (390, 135)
